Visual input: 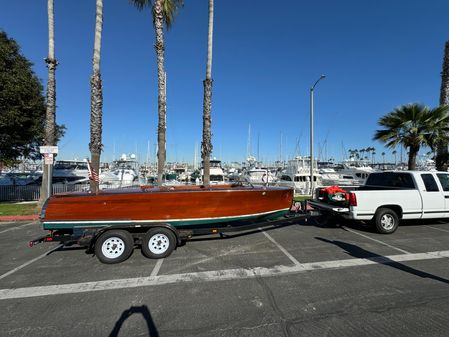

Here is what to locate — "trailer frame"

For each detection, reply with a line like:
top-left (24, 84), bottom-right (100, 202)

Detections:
top-left (29, 207), bottom-right (309, 263)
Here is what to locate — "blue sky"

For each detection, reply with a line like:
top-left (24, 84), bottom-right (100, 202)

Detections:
top-left (1, 0), bottom-right (448, 164)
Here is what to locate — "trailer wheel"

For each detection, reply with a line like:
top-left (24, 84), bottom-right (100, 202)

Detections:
top-left (95, 230), bottom-right (134, 264)
top-left (374, 208), bottom-right (399, 234)
top-left (142, 227), bottom-right (176, 259)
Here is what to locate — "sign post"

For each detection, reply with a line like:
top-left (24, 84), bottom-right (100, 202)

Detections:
top-left (40, 146), bottom-right (58, 199)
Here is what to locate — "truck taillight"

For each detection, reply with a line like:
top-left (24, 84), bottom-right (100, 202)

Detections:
top-left (348, 192), bottom-right (357, 206)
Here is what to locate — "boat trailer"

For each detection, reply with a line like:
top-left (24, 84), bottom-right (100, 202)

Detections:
top-left (29, 203), bottom-right (311, 264)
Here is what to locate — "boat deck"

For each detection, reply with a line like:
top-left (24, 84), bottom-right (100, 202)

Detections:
top-left (51, 184), bottom-right (290, 197)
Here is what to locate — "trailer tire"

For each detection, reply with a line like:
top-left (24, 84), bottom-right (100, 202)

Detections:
top-left (142, 227), bottom-right (176, 259)
top-left (95, 230), bottom-right (134, 264)
top-left (374, 208), bottom-right (399, 234)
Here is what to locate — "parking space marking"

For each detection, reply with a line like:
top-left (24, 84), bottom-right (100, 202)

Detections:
top-left (150, 259), bottom-right (164, 277)
top-left (427, 225), bottom-right (449, 234)
top-left (0, 222), bottom-right (35, 234)
top-left (342, 226), bottom-right (411, 254)
top-left (1, 249), bottom-right (448, 300)
top-left (260, 229), bottom-right (303, 267)
top-left (0, 244), bottom-right (63, 281)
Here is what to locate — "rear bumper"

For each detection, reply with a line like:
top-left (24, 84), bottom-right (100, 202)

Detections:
top-left (307, 201), bottom-right (375, 221)
top-left (307, 200), bottom-right (350, 216)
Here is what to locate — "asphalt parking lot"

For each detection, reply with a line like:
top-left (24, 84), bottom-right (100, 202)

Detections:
top-left (1, 216), bottom-right (449, 337)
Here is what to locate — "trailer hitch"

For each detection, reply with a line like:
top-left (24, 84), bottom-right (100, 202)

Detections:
top-left (28, 235), bottom-right (54, 247)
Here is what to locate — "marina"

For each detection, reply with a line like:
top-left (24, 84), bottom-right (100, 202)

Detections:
top-left (0, 152), bottom-right (441, 202)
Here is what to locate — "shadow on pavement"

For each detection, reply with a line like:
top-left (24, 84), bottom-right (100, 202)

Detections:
top-left (109, 305), bottom-right (159, 337)
top-left (337, 217), bottom-right (449, 234)
top-left (316, 237), bottom-right (449, 285)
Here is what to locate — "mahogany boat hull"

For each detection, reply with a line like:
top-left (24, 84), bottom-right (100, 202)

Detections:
top-left (41, 185), bottom-right (294, 230)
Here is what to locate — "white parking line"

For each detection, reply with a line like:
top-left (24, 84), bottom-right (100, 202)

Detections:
top-left (260, 228), bottom-right (303, 267)
top-left (1, 250), bottom-right (448, 300)
top-left (0, 244), bottom-right (63, 281)
top-left (342, 226), bottom-right (411, 254)
top-left (150, 259), bottom-right (164, 277)
top-left (0, 222), bottom-right (35, 234)
top-left (426, 225), bottom-right (449, 234)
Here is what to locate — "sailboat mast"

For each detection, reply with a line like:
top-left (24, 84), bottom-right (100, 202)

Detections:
top-left (247, 124), bottom-right (252, 159)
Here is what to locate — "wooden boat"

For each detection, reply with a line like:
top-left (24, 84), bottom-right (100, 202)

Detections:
top-left (41, 184), bottom-right (294, 230)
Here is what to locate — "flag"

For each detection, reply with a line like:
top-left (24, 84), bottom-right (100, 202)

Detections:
top-left (87, 160), bottom-right (100, 183)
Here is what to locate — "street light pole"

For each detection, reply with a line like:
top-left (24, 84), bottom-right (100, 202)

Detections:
top-left (310, 74), bottom-right (326, 196)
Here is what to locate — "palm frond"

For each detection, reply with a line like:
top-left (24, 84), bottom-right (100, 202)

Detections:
top-left (129, 0), bottom-right (151, 11)
top-left (374, 103), bottom-right (449, 157)
top-left (151, 0), bottom-right (184, 29)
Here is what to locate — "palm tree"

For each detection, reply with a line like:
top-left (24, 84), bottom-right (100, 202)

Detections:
top-left (347, 149), bottom-right (353, 159)
top-left (201, 0), bottom-right (214, 187)
top-left (369, 147), bottom-right (376, 164)
top-left (392, 150), bottom-right (397, 165)
top-left (436, 40), bottom-right (449, 171)
top-left (374, 103), bottom-right (449, 170)
top-left (131, 0), bottom-right (183, 186)
top-left (89, 0), bottom-right (104, 194)
top-left (348, 149), bottom-right (358, 160)
top-left (359, 148), bottom-right (365, 161)
top-left (39, 0), bottom-right (58, 205)
top-left (440, 41), bottom-right (449, 106)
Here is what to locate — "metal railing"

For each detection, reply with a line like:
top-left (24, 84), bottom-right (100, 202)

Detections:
top-left (0, 184), bottom-right (89, 202)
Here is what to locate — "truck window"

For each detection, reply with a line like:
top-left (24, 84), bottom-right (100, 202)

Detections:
top-left (420, 174), bottom-right (439, 192)
top-left (365, 172), bottom-right (415, 189)
top-left (436, 174), bottom-right (449, 191)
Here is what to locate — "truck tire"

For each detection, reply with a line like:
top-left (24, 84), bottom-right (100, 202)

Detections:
top-left (142, 227), bottom-right (176, 259)
top-left (95, 230), bottom-right (134, 264)
top-left (374, 208), bottom-right (399, 234)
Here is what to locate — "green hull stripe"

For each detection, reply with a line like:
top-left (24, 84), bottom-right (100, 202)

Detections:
top-left (43, 210), bottom-right (289, 230)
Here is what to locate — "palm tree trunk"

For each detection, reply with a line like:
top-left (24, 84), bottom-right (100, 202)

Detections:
top-left (436, 41), bottom-right (449, 171)
top-left (202, 0), bottom-right (214, 187)
top-left (89, 0), bottom-right (104, 194)
top-left (440, 41), bottom-right (449, 107)
top-left (154, 0), bottom-right (167, 186)
top-left (39, 0), bottom-right (58, 206)
top-left (408, 145), bottom-right (420, 170)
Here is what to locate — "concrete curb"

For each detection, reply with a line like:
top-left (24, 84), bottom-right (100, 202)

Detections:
top-left (0, 215), bottom-right (39, 222)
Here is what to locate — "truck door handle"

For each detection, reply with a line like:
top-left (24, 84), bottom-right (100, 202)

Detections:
top-left (445, 196), bottom-right (449, 199)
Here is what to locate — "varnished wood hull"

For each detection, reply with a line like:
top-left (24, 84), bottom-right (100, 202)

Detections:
top-left (41, 185), bottom-right (293, 229)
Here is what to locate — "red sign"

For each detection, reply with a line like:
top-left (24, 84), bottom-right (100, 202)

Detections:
top-left (44, 153), bottom-right (54, 165)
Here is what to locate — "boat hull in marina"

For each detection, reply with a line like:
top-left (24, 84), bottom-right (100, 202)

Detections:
top-left (41, 184), bottom-right (293, 229)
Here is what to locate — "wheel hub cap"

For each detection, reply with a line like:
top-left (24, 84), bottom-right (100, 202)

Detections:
top-left (381, 214), bottom-right (394, 230)
top-left (148, 234), bottom-right (169, 254)
top-left (101, 237), bottom-right (125, 259)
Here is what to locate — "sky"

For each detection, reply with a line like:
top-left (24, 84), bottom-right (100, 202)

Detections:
top-left (1, 0), bottom-right (449, 164)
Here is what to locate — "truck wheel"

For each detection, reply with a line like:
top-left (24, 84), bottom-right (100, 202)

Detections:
top-left (374, 208), bottom-right (399, 234)
top-left (142, 227), bottom-right (176, 259)
top-left (95, 230), bottom-right (134, 264)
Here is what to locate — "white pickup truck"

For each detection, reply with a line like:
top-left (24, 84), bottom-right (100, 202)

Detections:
top-left (308, 170), bottom-right (449, 234)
